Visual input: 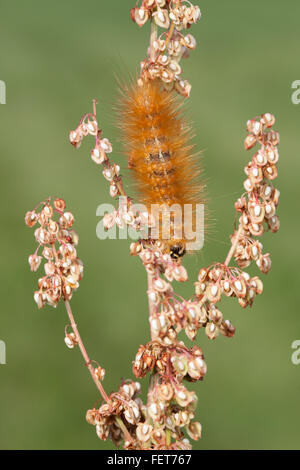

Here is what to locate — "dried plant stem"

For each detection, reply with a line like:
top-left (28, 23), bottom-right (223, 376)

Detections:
top-left (115, 416), bottom-right (133, 444)
top-left (164, 0), bottom-right (180, 50)
top-left (149, 19), bottom-right (157, 62)
top-left (164, 22), bottom-right (175, 50)
top-left (115, 178), bottom-right (127, 198)
top-left (147, 271), bottom-right (156, 340)
top-left (224, 224), bottom-right (243, 267)
top-left (64, 300), bottom-right (134, 443)
top-left (64, 300), bottom-right (109, 402)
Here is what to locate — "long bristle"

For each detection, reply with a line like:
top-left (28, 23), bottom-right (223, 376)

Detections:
top-left (118, 79), bottom-right (207, 253)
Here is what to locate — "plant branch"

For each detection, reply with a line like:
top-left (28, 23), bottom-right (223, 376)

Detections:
top-left (64, 300), bottom-right (110, 402)
top-left (224, 224), bottom-right (243, 267)
top-left (147, 271), bottom-right (156, 340)
top-left (64, 300), bottom-right (134, 444)
top-left (149, 18), bottom-right (157, 62)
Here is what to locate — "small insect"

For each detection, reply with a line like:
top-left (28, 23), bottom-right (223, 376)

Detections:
top-left (170, 243), bottom-right (186, 260)
top-left (119, 79), bottom-right (206, 258)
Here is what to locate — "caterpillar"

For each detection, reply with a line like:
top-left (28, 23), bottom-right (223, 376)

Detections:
top-left (119, 79), bottom-right (205, 259)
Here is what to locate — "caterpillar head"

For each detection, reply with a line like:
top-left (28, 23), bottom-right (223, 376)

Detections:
top-left (170, 243), bottom-right (186, 260)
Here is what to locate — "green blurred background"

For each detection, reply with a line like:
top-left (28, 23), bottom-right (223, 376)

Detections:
top-left (0, 0), bottom-right (299, 449)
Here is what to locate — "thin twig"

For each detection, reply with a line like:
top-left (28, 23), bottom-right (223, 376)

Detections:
top-left (64, 300), bottom-right (110, 402)
top-left (147, 271), bottom-right (156, 340)
top-left (149, 18), bottom-right (157, 62)
top-left (64, 300), bottom-right (134, 444)
top-left (224, 224), bottom-right (243, 267)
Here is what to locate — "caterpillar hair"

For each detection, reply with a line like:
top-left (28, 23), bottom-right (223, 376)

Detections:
top-left (118, 78), bottom-right (206, 259)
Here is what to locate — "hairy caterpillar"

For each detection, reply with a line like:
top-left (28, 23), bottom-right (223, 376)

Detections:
top-left (119, 79), bottom-right (205, 259)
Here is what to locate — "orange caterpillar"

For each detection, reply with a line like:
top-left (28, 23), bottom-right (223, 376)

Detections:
top-left (119, 79), bottom-right (205, 259)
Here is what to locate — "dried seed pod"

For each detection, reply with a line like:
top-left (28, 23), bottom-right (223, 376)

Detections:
top-left (153, 278), bottom-right (171, 293)
top-left (64, 332), bottom-right (78, 349)
top-left (59, 212), bottom-right (74, 228)
top-left (151, 428), bottom-right (166, 446)
top-left (235, 196), bottom-right (247, 212)
top-left (248, 202), bottom-right (265, 224)
top-left (69, 128), bottom-right (82, 148)
top-left (257, 254), bottom-right (272, 274)
top-left (220, 319), bottom-right (236, 338)
top-left (250, 276), bottom-right (264, 295)
top-left (264, 164), bottom-right (278, 180)
top-left (28, 254), bottom-right (42, 272)
top-left (95, 366), bottom-right (105, 381)
top-left (221, 279), bottom-right (234, 297)
top-left (173, 355), bottom-right (188, 376)
top-left (207, 283), bottom-right (221, 303)
top-left (156, 382), bottom-right (173, 401)
top-left (260, 183), bottom-right (274, 201)
top-left (174, 386), bottom-right (194, 407)
top-left (99, 138), bottom-right (112, 154)
top-left (247, 119), bottom-right (262, 136)
top-left (134, 7), bottom-right (149, 27)
top-left (96, 423), bottom-right (109, 441)
top-left (171, 265), bottom-right (188, 282)
top-left (208, 306), bottom-right (223, 325)
top-left (91, 146), bottom-right (106, 164)
top-left (232, 277), bottom-right (247, 298)
top-left (185, 324), bottom-right (197, 341)
top-left (183, 34), bottom-right (197, 49)
top-left (249, 222), bottom-right (264, 237)
top-left (243, 178), bottom-right (254, 193)
top-left (136, 423), bottom-right (153, 442)
top-left (272, 188), bottom-right (280, 206)
top-left (265, 145), bottom-right (279, 164)
top-left (260, 113), bottom-right (275, 128)
top-left (186, 421), bottom-right (202, 441)
top-left (248, 165), bottom-right (263, 185)
top-left (205, 322), bottom-right (219, 340)
top-left (267, 215), bottom-right (280, 233)
top-left (168, 60), bottom-right (182, 75)
top-left (175, 79), bottom-right (192, 97)
top-left (152, 8), bottom-right (170, 28)
top-left (264, 201), bottom-right (276, 219)
top-left (34, 227), bottom-right (50, 245)
top-left (86, 408), bottom-right (98, 426)
top-left (160, 67), bottom-right (175, 83)
top-left (254, 150), bottom-right (267, 167)
top-left (25, 210), bottom-right (38, 227)
top-left (244, 134), bottom-right (257, 150)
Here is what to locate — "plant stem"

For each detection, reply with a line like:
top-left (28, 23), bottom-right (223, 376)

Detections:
top-left (164, 22), bottom-right (175, 51)
top-left (166, 429), bottom-right (172, 446)
top-left (64, 300), bottom-right (133, 444)
top-left (149, 19), bottom-right (157, 62)
top-left (147, 271), bottom-right (156, 340)
top-left (224, 224), bottom-right (243, 267)
top-left (64, 300), bottom-right (110, 402)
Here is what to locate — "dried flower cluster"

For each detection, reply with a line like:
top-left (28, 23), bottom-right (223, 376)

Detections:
top-left (25, 197), bottom-right (83, 309)
top-left (68, 91), bottom-right (281, 449)
top-left (87, 344), bottom-right (203, 450)
top-left (68, 104), bottom-right (280, 449)
top-left (25, 2), bottom-right (280, 451)
top-left (233, 113), bottom-right (280, 271)
top-left (70, 108), bottom-right (156, 236)
top-left (131, 0), bottom-right (201, 97)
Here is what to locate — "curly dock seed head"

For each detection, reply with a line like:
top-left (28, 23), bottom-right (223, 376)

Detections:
top-left (25, 197), bottom-right (83, 309)
top-left (24, 1), bottom-right (280, 451)
top-left (131, 0), bottom-right (201, 97)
